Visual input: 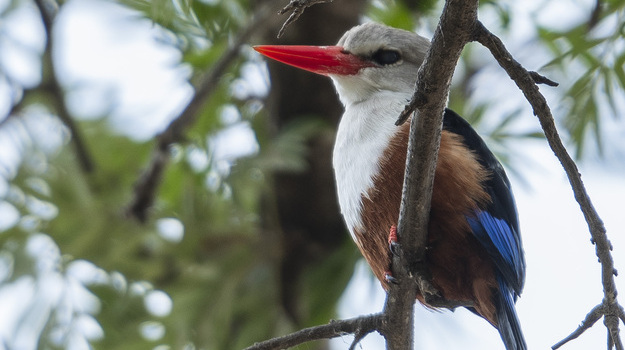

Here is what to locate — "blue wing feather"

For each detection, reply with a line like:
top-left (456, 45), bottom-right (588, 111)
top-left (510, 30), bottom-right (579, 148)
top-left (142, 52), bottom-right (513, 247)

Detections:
top-left (443, 109), bottom-right (525, 294)
top-left (444, 109), bottom-right (527, 350)
top-left (468, 211), bottom-right (524, 296)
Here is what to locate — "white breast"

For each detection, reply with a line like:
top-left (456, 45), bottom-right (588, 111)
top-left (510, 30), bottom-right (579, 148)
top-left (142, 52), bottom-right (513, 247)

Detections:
top-left (332, 90), bottom-right (411, 241)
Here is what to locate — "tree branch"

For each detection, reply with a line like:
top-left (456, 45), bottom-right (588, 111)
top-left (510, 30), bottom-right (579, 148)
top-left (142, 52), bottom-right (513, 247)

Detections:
top-left (472, 20), bottom-right (623, 349)
top-left (126, 3), bottom-right (273, 222)
top-left (243, 313), bottom-right (383, 350)
top-left (383, 1), bottom-right (479, 349)
top-left (33, 0), bottom-right (95, 173)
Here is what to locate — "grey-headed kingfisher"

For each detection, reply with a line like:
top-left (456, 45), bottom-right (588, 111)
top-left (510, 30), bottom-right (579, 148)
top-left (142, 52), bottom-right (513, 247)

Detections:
top-left (255, 22), bottom-right (527, 350)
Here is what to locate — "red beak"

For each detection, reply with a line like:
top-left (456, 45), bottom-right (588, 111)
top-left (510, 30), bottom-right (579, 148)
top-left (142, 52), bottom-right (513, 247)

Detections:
top-left (253, 45), bottom-right (373, 76)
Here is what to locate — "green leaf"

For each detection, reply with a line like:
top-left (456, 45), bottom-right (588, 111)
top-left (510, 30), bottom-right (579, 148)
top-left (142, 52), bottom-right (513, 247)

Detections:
top-left (254, 117), bottom-right (328, 173)
top-left (367, 0), bottom-right (416, 31)
top-left (614, 53), bottom-right (625, 93)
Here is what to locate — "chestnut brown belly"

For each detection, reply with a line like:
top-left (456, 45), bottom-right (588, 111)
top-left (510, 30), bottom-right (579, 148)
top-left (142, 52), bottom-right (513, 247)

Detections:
top-left (352, 127), bottom-right (498, 324)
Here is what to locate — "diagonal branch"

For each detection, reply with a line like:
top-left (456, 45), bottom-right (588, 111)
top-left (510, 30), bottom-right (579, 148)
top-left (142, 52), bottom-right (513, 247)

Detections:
top-left (33, 0), bottom-right (95, 173)
top-left (472, 20), bottom-right (622, 349)
top-left (126, 3), bottom-right (274, 222)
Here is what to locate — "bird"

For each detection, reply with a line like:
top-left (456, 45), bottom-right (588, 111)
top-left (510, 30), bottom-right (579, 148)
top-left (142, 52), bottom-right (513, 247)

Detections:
top-left (254, 22), bottom-right (526, 350)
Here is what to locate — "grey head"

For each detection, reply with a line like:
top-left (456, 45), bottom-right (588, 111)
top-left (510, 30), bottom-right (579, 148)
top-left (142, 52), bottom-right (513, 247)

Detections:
top-left (331, 22), bottom-right (431, 106)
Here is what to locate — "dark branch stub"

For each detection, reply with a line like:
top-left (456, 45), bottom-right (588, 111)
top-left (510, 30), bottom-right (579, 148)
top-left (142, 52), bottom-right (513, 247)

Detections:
top-left (588, 0), bottom-right (603, 29)
top-left (529, 71), bottom-right (559, 87)
top-left (277, 0), bottom-right (334, 38)
top-left (395, 91), bottom-right (427, 126)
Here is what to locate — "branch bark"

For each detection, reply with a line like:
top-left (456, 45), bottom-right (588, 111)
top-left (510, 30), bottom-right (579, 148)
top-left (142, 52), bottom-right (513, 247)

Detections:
top-left (472, 20), bottom-right (622, 349)
top-left (383, 1), bottom-right (479, 348)
top-left (33, 0), bottom-right (95, 173)
top-left (243, 313), bottom-right (383, 350)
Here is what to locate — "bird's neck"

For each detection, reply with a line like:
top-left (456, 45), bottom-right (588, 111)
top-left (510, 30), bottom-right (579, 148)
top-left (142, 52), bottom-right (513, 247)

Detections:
top-left (332, 91), bottom-right (411, 240)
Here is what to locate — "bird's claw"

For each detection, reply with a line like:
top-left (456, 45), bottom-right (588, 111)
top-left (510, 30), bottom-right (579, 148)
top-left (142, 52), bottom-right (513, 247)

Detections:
top-left (386, 225), bottom-right (400, 284)
top-left (389, 241), bottom-right (400, 256)
top-left (388, 225), bottom-right (399, 256)
top-left (384, 270), bottom-right (399, 285)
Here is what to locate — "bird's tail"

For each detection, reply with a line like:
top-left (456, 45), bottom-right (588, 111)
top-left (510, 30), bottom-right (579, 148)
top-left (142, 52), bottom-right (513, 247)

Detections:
top-left (496, 275), bottom-right (527, 350)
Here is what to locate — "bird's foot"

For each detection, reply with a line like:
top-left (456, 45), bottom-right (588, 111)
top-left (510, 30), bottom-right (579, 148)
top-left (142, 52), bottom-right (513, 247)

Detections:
top-left (416, 273), bottom-right (442, 298)
top-left (384, 270), bottom-right (399, 285)
top-left (385, 225), bottom-right (400, 284)
top-left (388, 225), bottom-right (400, 256)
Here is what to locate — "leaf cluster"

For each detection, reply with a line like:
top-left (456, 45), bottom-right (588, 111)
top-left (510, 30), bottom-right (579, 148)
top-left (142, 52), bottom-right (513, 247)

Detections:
top-left (538, 0), bottom-right (625, 158)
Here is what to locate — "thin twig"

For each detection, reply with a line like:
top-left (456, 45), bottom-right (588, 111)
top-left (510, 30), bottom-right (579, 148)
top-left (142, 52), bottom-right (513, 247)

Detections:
top-left (472, 20), bottom-right (622, 348)
top-left (276, 0), bottom-right (334, 38)
top-left (348, 329), bottom-right (367, 350)
top-left (33, 0), bottom-right (95, 173)
top-left (126, 3), bottom-right (274, 222)
top-left (243, 313), bottom-right (383, 350)
top-left (552, 304), bottom-right (604, 349)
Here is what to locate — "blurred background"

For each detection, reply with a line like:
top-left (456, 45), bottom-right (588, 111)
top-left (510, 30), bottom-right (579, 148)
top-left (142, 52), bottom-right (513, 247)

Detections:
top-left (0, 0), bottom-right (624, 349)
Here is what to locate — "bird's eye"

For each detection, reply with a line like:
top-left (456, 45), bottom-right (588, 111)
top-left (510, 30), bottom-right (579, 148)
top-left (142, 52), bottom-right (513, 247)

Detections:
top-left (372, 49), bottom-right (401, 65)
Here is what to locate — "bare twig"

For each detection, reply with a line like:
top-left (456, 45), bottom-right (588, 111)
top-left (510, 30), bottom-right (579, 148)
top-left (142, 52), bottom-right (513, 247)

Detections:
top-left (33, 0), bottom-right (95, 173)
top-left (276, 0), bottom-right (334, 38)
top-left (348, 329), bottom-right (368, 350)
top-left (243, 313), bottom-right (383, 350)
top-left (472, 20), bottom-right (622, 349)
top-left (126, 3), bottom-right (274, 221)
top-left (552, 304), bottom-right (604, 349)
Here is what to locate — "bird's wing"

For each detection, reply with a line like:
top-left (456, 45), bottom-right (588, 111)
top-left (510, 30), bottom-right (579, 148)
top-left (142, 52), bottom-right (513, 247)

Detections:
top-left (442, 109), bottom-right (525, 296)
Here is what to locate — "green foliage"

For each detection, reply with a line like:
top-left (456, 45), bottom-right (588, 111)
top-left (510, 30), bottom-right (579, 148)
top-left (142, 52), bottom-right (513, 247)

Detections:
top-left (368, 0), bottom-right (417, 30)
top-left (0, 149), bottom-right (166, 349)
top-left (367, 0), bottom-right (438, 30)
top-left (537, 0), bottom-right (625, 158)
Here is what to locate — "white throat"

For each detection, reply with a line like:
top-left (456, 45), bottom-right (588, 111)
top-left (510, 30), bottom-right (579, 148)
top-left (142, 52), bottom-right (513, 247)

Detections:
top-left (331, 85), bottom-right (411, 240)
